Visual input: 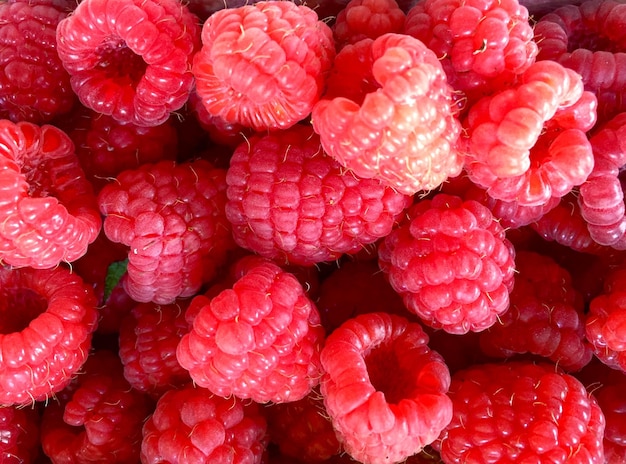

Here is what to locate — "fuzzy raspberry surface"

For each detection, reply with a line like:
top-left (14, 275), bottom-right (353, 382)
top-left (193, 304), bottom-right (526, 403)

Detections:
top-left (0, 405), bottom-right (41, 463)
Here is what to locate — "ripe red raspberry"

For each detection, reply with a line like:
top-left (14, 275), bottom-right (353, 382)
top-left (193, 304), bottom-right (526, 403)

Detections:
top-left (463, 60), bottom-right (596, 207)
top-left (118, 300), bottom-right (192, 398)
top-left (320, 312), bottom-right (452, 464)
top-left (0, 265), bottom-right (98, 406)
top-left (435, 361), bottom-right (606, 463)
top-left (55, 0), bottom-right (200, 127)
top-left (0, 0), bottom-right (75, 124)
top-left (141, 383), bottom-right (268, 463)
top-left (378, 193), bottom-right (516, 334)
top-left (404, 0), bottom-right (538, 104)
top-left (98, 159), bottom-right (235, 304)
top-left (0, 405), bottom-right (41, 463)
top-left (192, 1), bottom-right (335, 132)
top-left (41, 350), bottom-right (153, 464)
top-left (225, 125), bottom-right (411, 266)
top-left (176, 257), bottom-right (325, 404)
top-left (0, 120), bottom-right (101, 269)
top-left (312, 33), bottom-right (463, 196)
top-left (478, 250), bottom-right (593, 371)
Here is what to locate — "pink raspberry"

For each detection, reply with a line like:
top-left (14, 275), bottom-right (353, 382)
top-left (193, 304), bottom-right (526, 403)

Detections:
top-left (312, 33), bottom-right (463, 196)
top-left (225, 125), bottom-right (411, 266)
top-left (55, 0), bottom-right (201, 127)
top-left (141, 383), bottom-right (268, 463)
top-left (0, 265), bottom-right (98, 406)
top-left (192, 1), bottom-right (335, 132)
top-left (378, 193), bottom-right (516, 334)
top-left (0, 120), bottom-right (101, 269)
top-left (176, 256), bottom-right (325, 404)
top-left (98, 159), bottom-right (235, 304)
top-left (0, 0), bottom-right (75, 123)
top-left (0, 406), bottom-right (41, 463)
top-left (436, 361), bottom-right (606, 463)
top-left (320, 312), bottom-right (452, 464)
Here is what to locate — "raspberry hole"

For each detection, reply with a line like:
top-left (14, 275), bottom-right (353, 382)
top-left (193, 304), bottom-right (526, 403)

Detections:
top-left (95, 37), bottom-right (147, 85)
top-left (365, 341), bottom-right (413, 404)
top-left (0, 287), bottom-right (47, 333)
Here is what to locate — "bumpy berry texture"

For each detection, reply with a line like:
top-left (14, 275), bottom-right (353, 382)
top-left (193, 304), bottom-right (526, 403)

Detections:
top-left (40, 350), bottom-right (153, 464)
top-left (436, 361), bottom-right (606, 463)
top-left (0, 120), bottom-right (101, 269)
top-left (225, 125), bottom-right (411, 266)
top-left (0, 0), bottom-right (75, 124)
top-left (176, 256), bottom-right (325, 404)
top-left (0, 405), bottom-right (41, 463)
top-left (0, 265), bottom-right (98, 406)
top-left (98, 159), bottom-right (235, 304)
top-left (463, 60), bottom-right (596, 206)
top-left (55, 0), bottom-right (201, 127)
top-left (378, 193), bottom-right (516, 334)
top-left (320, 312), bottom-right (452, 464)
top-left (192, 1), bottom-right (335, 131)
top-left (404, 0), bottom-right (538, 104)
top-left (141, 383), bottom-right (268, 463)
top-left (478, 250), bottom-right (593, 371)
top-left (312, 33), bottom-right (463, 196)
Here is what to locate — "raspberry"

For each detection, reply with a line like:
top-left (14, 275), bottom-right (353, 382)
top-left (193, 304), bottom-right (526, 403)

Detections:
top-left (378, 193), bottom-right (516, 334)
top-left (98, 159), bottom-right (235, 304)
top-left (0, 0), bottom-right (75, 124)
top-left (225, 125), bottom-right (411, 266)
top-left (463, 60), bottom-right (596, 207)
top-left (319, 312), bottom-right (452, 464)
top-left (436, 361), bottom-right (606, 463)
top-left (0, 405), bottom-right (41, 463)
top-left (141, 383), bottom-right (268, 463)
top-left (176, 256), bottom-right (325, 404)
top-left (55, 0), bottom-right (201, 127)
top-left (192, 1), bottom-right (335, 132)
top-left (0, 120), bottom-right (101, 269)
top-left (478, 250), bottom-right (593, 371)
top-left (0, 265), bottom-right (98, 406)
top-left (118, 300), bottom-right (192, 398)
top-left (312, 33), bottom-right (463, 196)
top-left (40, 350), bottom-right (153, 464)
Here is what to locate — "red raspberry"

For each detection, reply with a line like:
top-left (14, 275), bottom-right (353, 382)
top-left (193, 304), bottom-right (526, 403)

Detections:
top-left (463, 60), bottom-right (596, 206)
top-left (478, 250), bottom-right (593, 371)
top-left (98, 159), bottom-right (235, 304)
top-left (312, 33), bottom-right (463, 196)
top-left (320, 312), bottom-right (452, 464)
top-left (0, 120), bottom-right (101, 269)
top-left (141, 383), bottom-right (268, 463)
top-left (0, 406), bottom-right (41, 463)
top-left (176, 257), bottom-right (325, 403)
top-left (0, 265), bottom-right (98, 406)
top-left (404, 0), bottom-right (538, 104)
top-left (55, 0), bottom-right (200, 127)
top-left (118, 300), bottom-right (192, 398)
top-left (40, 350), bottom-right (153, 464)
top-left (0, 0), bottom-right (75, 124)
top-left (192, 1), bottom-right (335, 132)
top-left (225, 125), bottom-right (411, 266)
top-left (378, 193), bottom-right (516, 334)
top-left (436, 361), bottom-right (606, 463)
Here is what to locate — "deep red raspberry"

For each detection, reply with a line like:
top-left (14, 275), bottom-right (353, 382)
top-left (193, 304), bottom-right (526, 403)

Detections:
top-left (463, 60), bottom-right (596, 207)
top-left (0, 405), bottom-right (41, 463)
top-left (0, 120), bottom-right (101, 269)
top-left (55, 0), bottom-right (200, 127)
top-left (118, 300), bottom-right (192, 398)
top-left (225, 124), bottom-right (411, 266)
top-left (176, 256), bottom-right (325, 404)
top-left (0, 265), bottom-right (97, 406)
top-left (0, 0), bottom-right (75, 124)
top-left (320, 312), bottom-right (452, 464)
top-left (40, 350), bottom-right (153, 464)
top-left (478, 250), bottom-right (593, 371)
top-left (378, 193), bottom-right (516, 334)
top-left (98, 159), bottom-right (235, 304)
top-left (141, 383), bottom-right (268, 463)
top-left (192, 1), bottom-right (335, 132)
top-left (435, 361), bottom-right (606, 463)
top-left (312, 33), bottom-right (463, 196)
